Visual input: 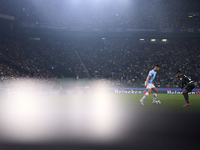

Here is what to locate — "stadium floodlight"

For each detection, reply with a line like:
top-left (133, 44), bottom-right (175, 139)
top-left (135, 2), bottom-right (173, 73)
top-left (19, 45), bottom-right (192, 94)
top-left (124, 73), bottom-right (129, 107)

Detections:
top-left (151, 39), bottom-right (156, 42)
top-left (162, 39), bottom-right (167, 42)
top-left (140, 39), bottom-right (144, 41)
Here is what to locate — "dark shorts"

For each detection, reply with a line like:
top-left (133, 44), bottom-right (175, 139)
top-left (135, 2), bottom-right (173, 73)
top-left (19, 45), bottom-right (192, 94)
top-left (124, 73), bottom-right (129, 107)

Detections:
top-left (185, 84), bottom-right (195, 92)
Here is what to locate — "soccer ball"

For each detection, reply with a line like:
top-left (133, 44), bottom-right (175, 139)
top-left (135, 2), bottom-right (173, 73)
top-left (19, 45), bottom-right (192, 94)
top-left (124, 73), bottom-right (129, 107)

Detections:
top-left (156, 100), bottom-right (161, 105)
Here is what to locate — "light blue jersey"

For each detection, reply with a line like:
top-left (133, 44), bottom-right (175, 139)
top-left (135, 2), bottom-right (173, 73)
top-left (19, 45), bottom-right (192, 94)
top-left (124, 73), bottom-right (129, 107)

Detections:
top-left (145, 69), bottom-right (157, 84)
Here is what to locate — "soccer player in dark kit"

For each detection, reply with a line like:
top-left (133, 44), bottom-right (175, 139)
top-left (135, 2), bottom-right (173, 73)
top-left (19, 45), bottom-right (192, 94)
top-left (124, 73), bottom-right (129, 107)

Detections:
top-left (176, 71), bottom-right (195, 107)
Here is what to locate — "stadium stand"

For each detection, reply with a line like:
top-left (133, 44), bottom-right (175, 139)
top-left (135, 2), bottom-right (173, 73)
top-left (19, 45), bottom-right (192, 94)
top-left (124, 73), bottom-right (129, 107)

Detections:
top-left (0, 37), bottom-right (199, 88)
top-left (0, 0), bottom-right (200, 29)
top-left (0, 0), bottom-right (200, 88)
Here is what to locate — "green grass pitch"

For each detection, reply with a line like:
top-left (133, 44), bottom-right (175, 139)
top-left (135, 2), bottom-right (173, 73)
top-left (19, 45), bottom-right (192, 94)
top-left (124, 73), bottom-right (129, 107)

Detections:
top-left (51, 93), bottom-right (200, 113)
top-left (115, 93), bottom-right (200, 113)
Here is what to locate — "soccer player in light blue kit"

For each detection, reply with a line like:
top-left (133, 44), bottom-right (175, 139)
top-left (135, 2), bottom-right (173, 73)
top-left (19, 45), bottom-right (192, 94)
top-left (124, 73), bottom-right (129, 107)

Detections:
top-left (139, 64), bottom-right (160, 105)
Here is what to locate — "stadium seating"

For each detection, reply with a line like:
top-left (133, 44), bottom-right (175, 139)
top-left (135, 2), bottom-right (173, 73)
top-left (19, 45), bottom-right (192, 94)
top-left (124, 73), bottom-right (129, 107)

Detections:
top-left (0, 38), bottom-right (199, 88)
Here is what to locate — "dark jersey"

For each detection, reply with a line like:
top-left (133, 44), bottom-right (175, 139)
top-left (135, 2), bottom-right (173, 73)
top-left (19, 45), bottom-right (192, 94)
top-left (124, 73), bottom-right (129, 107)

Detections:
top-left (178, 75), bottom-right (194, 89)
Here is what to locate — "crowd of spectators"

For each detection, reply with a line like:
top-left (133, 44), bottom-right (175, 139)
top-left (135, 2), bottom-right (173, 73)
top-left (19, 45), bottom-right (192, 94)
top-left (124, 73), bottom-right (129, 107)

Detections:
top-left (0, 37), bottom-right (199, 88)
top-left (29, 39), bottom-right (87, 78)
top-left (76, 38), bottom-right (200, 88)
top-left (0, 38), bottom-right (59, 89)
top-left (0, 0), bottom-right (200, 89)
top-left (0, 0), bottom-right (200, 29)
top-left (0, 37), bottom-right (91, 89)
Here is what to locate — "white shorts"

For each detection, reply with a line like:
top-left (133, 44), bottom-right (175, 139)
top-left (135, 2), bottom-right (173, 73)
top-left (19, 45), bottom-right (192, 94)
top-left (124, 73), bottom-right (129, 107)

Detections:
top-left (146, 83), bottom-right (155, 89)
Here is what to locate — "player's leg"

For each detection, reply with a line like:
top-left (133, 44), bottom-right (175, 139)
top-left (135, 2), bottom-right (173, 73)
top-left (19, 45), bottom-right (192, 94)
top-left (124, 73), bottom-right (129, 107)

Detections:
top-left (139, 87), bottom-right (151, 105)
top-left (183, 84), bottom-right (195, 107)
top-left (182, 89), bottom-right (190, 107)
top-left (152, 87), bottom-right (158, 104)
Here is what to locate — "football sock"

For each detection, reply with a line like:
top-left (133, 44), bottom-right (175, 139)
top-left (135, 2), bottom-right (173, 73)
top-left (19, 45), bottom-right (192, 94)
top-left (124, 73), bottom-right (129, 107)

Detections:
top-left (183, 93), bottom-right (189, 103)
top-left (153, 93), bottom-right (157, 102)
top-left (141, 92), bottom-right (149, 102)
